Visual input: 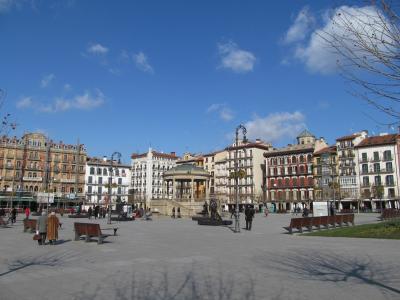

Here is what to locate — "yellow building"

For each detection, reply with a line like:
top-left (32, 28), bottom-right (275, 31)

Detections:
top-left (0, 133), bottom-right (86, 208)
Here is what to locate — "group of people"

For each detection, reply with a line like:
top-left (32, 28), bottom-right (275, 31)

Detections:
top-left (87, 205), bottom-right (106, 219)
top-left (171, 207), bottom-right (181, 218)
top-left (36, 211), bottom-right (60, 245)
top-left (0, 207), bottom-right (18, 224)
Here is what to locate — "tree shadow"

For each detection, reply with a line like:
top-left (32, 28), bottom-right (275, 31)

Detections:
top-left (0, 250), bottom-right (75, 277)
top-left (259, 249), bottom-right (400, 297)
top-left (72, 263), bottom-right (263, 300)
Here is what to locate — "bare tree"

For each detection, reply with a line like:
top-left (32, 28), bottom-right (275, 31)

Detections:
top-left (320, 1), bottom-right (400, 124)
top-left (0, 88), bottom-right (17, 134)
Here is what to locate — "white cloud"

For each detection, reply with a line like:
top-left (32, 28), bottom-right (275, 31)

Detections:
top-left (245, 111), bottom-right (306, 142)
top-left (87, 43), bottom-right (109, 55)
top-left (218, 41), bottom-right (256, 73)
top-left (293, 5), bottom-right (390, 74)
top-left (40, 73), bottom-right (55, 88)
top-left (207, 103), bottom-right (234, 121)
top-left (133, 52), bottom-right (154, 73)
top-left (0, 0), bottom-right (21, 13)
top-left (64, 83), bottom-right (71, 91)
top-left (284, 6), bottom-right (315, 44)
top-left (16, 96), bottom-right (33, 109)
top-left (17, 90), bottom-right (105, 113)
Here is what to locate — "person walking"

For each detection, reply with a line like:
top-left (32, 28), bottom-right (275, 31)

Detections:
top-left (330, 202), bottom-right (335, 216)
top-left (36, 212), bottom-right (48, 245)
top-left (88, 207), bottom-right (93, 219)
top-left (47, 212), bottom-right (59, 245)
top-left (11, 207), bottom-right (17, 224)
top-left (94, 205), bottom-right (99, 219)
top-left (25, 207), bottom-right (31, 220)
top-left (245, 205), bottom-right (255, 231)
top-left (177, 207), bottom-right (181, 218)
top-left (172, 207), bottom-right (176, 218)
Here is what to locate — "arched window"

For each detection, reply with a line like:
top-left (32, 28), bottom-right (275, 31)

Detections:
top-left (97, 168), bottom-right (101, 175)
top-left (115, 169), bottom-right (120, 176)
top-left (300, 155), bottom-right (304, 163)
top-left (34, 186), bottom-right (38, 192)
top-left (307, 154), bottom-right (312, 162)
top-left (299, 166), bottom-right (305, 174)
top-left (103, 168), bottom-right (108, 175)
top-left (292, 156), bottom-right (297, 163)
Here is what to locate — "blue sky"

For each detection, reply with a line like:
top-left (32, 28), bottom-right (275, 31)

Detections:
top-left (0, 0), bottom-right (396, 163)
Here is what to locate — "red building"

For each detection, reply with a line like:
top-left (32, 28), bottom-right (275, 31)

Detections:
top-left (264, 130), bottom-right (327, 212)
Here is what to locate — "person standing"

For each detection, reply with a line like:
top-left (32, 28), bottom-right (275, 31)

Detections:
top-left (94, 205), bottom-right (99, 219)
top-left (37, 212), bottom-right (48, 245)
top-left (25, 207), bottom-right (31, 220)
top-left (177, 207), bottom-right (181, 218)
top-left (11, 207), bottom-right (17, 224)
top-left (330, 202), bottom-right (335, 216)
top-left (47, 212), bottom-right (59, 245)
top-left (245, 205), bottom-right (255, 231)
top-left (172, 207), bottom-right (176, 218)
top-left (88, 206), bottom-right (93, 219)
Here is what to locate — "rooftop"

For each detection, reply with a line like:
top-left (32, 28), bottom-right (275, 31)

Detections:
top-left (355, 134), bottom-right (398, 148)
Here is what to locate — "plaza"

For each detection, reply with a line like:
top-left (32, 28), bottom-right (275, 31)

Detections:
top-left (1, 213), bottom-right (399, 300)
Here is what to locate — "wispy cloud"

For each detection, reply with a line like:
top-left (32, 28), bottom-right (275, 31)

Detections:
top-left (16, 89), bottom-right (105, 113)
top-left (40, 73), bottom-right (55, 88)
top-left (63, 83), bottom-right (72, 91)
top-left (217, 41), bottom-right (256, 73)
top-left (87, 43), bottom-right (109, 55)
top-left (133, 52), bottom-right (154, 73)
top-left (16, 96), bottom-right (33, 109)
top-left (0, 0), bottom-right (22, 13)
top-left (283, 6), bottom-right (315, 44)
top-left (207, 103), bottom-right (234, 121)
top-left (245, 111), bottom-right (306, 142)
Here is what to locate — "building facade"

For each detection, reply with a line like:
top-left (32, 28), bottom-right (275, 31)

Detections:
top-left (355, 134), bottom-right (400, 210)
top-left (85, 157), bottom-right (131, 205)
top-left (0, 132), bottom-right (86, 207)
top-left (313, 146), bottom-right (338, 201)
top-left (336, 131), bottom-right (368, 202)
top-left (131, 148), bottom-right (178, 203)
top-left (265, 130), bottom-right (327, 211)
top-left (226, 139), bottom-right (272, 203)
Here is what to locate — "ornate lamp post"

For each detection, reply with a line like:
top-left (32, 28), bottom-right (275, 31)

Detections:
top-left (108, 152), bottom-right (121, 225)
top-left (234, 124), bottom-right (247, 233)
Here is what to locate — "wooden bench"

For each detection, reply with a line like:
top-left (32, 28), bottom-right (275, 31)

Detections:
top-left (283, 218), bottom-right (304, 234)
top-left (23, 219), bottom-right (37, 233)
top-left (74, 222), bottom-right (111, 244)
top-left (284, 214), bottom-right (355, 234)
top-left (381, 209), bottom-right (400, 220)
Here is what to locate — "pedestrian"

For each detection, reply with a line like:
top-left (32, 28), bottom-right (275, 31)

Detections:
top-left (330, 202), bottom-right (335, 216)
top-left (172, 207), bottom-right (176, 218)
top-left (94, 205), bottom-right (99, 219)
top-left (36, 211), bottom-right (48, 245)
top-left (177, 207), bottom-right (181, 218)
top-left (264, 207), bottom-right (269, 217)
top-left (47, 212), bottom-right (59, 245)
top-left (11, 207), bottom-right (17, 224)
top-left (245, 205), bottom-right (255, 230)
top-left (88, 207), bottom-right (93, 219)
top-left (25, 207), bottom-right (31, 220)
top-left (302, 206), bottom-right (309, 217)
top-left (230, 205), bottom-right (235, 219)
top-left (102, 207), bottom-right (106, 218)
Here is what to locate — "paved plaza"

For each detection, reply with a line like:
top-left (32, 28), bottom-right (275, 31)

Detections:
top-left (1, 213), bottom-right (399, 300)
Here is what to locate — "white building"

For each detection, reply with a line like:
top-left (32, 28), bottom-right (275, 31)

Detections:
top-left (204, 150), bottom-right (227, 197)
top-left (336, 130), bottom-right (368, 202)
top-left (355, 133), bottom-right (400, 211)
top-left (131, 148), bottom-right (178, 203)
top-left (225, 139), bottom-right (272, 203)
top-left (85, 157), bottom-right (131, 205)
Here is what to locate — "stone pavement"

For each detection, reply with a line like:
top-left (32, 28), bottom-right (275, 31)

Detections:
top-left (0, 213), bottom-right (399, 300)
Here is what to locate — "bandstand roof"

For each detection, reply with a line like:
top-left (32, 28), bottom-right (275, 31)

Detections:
top-left (163, 164), bottom-right (210, 178)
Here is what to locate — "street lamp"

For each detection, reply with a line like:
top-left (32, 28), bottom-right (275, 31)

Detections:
top-left (234, 124), bottom-right (247, 233)
top-left (108, 152), bottom-right (122, 224)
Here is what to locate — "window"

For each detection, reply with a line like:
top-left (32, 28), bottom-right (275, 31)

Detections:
top-left (98, 186), bottom-right (102, 194)
top-left (300, 177), bottom-right (305, 186)
top-left (103, 168), bottom-right (108, 176)
top-left (373, 163), bottom-right (380, 173)
top-left (362, 164), bottom-right (368, 174)
top-left (300, 155), bottom-right (304, 163)
top-left (118, 178), bottom-right (122, 184)
top-left (383, 150), bottom-right (392, 161)
top-left (62, 165), bottom-right (67, 172)
top-left (285, 178), bottom-right (290, 187)
top-left (373, 151), bottom-right (379, 161)
top-left (98, 177), bottom-right (103, 184)
top-left (374, 176), bottom-right (381, 186)
top-left (97, 168), bottom-right (101, 175)
top-left (90, 167), bottom-right (95, 175)
top-left (115, 169), bottom-right (119, 176)
top-left (386, 175), bottom-right (394, 186)
top-left (117, 187), bottom-right (121, 194)
top-left (361, 153), bottom-right (367, 162)
top-left (88, 186), bottom-right (92, 193)
top-left (292, 156), bottom-right (296, 163)
top-left (362, 176), bottom-right (369, 186)
top-left (88, 176), bottom-right (92, 184)
top-left (386, 162), bottom-right (393, 172)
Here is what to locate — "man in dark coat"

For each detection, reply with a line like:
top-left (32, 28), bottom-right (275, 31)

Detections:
top-left (245, 205), bottom-right (255, 230)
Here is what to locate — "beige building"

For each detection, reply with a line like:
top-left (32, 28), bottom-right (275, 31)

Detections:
top-left (0, 132), bottom-right (86, 207)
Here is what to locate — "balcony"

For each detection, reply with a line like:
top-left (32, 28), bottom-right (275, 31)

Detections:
top-left (23, 176), bottom-right (42, 182)
top-left (60, 178), bottom-right (76, 183)
top-left (361, 168), bottom-right (393, 175)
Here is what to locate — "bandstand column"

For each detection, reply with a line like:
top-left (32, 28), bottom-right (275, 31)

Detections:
top-left (191, 178), bottom-right (195, 202)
